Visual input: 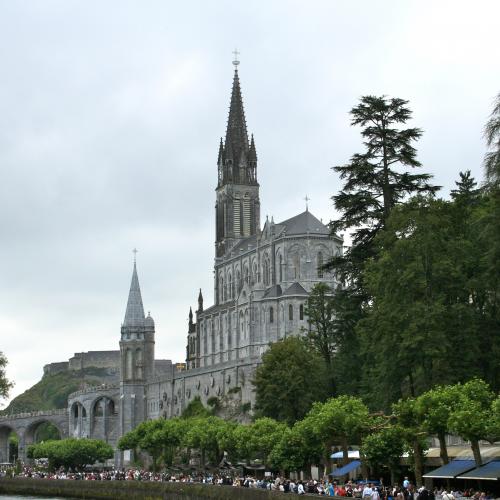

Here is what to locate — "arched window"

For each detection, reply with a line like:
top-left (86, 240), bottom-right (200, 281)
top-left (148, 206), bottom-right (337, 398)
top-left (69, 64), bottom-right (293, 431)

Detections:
top-left (289, 304), bottom-right (294, 321)
top-left (269, 307), bottom-right (274, 323)
top-left (135, 348), bottom-right (143, 379)
top-left (228, 273), bottom-right (232, 299)
top-left (125, 348), bottom-right (133, 380)
top-left (278, 254), bottom-right (283, 282)
top-left (244, 266), bottom-right (249, 285)
top-left (220, 277), bottom-right (224, 302)
top-left (293, 254), bottom-right (300, 279)
top-left (299, 304), bottom-right (304, 320)
top-left (263, 257), bottom-right (270, 286)
top-left (317, 251), bottom-right (324, 278)
top-left (236, 270), bottom-right (241, 293)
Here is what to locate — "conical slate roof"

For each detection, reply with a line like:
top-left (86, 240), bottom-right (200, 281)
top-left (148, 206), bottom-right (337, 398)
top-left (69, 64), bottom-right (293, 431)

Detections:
top-left (225, 69), bottom-right (249, 163)
top-left (123, 262), bottom-right (145, 327)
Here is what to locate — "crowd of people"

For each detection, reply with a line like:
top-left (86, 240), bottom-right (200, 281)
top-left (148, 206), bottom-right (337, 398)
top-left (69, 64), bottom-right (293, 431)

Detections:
top-left (0, 466), bottom-right (496, 499)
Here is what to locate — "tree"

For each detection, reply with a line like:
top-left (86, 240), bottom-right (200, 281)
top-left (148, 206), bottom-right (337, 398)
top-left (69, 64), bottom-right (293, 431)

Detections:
top-left (484, 92), bottom-right (500, 187)
top-left (330, 95), bottom-right (438, 277)
top-left (183, 416), bottom-right (228, 467)
top-left (234, 417), bottom-right (287, 466)
top-left (303, 282), bottom-right (337, 393)
top-left (252, 337), bottom-right (330, 425)
top-left (28, 438), bottom-right (113, 471)
top-left (450, 170), bottom-right (481, 205)
top-left (358, 197), bottom-right (454, 407)
top-left (392, 399), bottom-right (427, 487)
top-left (0, 351), bottom-right (13, 401)
top-left (326, 96), bottom-right (438, 399)
top-left (447, 379), bottom-right (496, 466)
top-left (361, 425), bottom-right (406, 486)
top-left (182, 396), bottom-right (212, 419)
top-left (304, 395), bottom-right (370, 466)
top-left (415, 385), bottom-right (461, 465)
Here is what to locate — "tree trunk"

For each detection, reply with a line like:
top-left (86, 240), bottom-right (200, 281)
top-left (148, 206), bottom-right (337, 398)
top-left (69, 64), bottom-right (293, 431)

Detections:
top-left (471, 439), bottom-right (482, 466)
top-left (390, 467), bottom-right (396, 488)
top-left (413, 439), bottom-right (424, 487)
top-left (438, 433), bottom-right (449, 465)
top-left (342, 437), bottom-right (349, 466)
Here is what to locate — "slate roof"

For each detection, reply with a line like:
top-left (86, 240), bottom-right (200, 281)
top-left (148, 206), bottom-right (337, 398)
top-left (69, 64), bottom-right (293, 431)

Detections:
top-left (263, 285), bottom-right (282, 298)
top-left (282, 282), bottom-right (308, 296)
top-left (123, 262), bottom-right (145, 327)
top-left (277, 210), bottom-right (330, 236)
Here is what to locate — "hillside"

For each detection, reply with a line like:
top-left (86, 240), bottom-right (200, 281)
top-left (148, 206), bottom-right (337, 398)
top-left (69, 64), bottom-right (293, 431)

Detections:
top-left (0, 367), bottom-right (117, 415)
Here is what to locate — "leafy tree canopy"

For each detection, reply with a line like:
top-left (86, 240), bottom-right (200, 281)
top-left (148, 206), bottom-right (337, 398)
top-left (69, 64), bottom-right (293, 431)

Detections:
top-left (252, 336), bottom-right (330, 425)
top-left (28, 438), bottom-right (113, 471)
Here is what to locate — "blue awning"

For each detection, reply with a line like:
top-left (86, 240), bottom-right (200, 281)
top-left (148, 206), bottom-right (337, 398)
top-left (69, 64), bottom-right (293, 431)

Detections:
top-left (330, 460), bottom-right (361, 477)
top-left (457, 460), bottom-right (500, 481)
top-left (423, 460), bottom-right (476, 479)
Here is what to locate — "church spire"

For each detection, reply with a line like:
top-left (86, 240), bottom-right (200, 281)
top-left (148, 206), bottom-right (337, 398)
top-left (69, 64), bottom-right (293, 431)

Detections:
top-left (123, 260), bottom-right (145, 327)
top-left (225, 67), bottom-right (249, 167)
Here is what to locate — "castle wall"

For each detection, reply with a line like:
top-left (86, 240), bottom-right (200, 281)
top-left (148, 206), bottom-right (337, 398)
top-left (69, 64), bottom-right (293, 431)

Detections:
top-left (68, 351), bottom-right (120, 372)
top-left (43, 361), bottom-right (69, 376)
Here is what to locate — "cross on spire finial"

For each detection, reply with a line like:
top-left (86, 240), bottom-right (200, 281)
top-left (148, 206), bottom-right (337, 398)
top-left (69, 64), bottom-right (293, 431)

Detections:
top-left (232, 48), bottom-right (240, 68)
top-left (304, 195), bottom-right (310, 212)
top-left (133, 248), bottom-right (138, 263)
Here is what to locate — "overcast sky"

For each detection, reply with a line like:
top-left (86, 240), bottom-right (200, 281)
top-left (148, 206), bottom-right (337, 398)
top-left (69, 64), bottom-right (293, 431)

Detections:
top-left (1, 0), bottom-right (499, 408)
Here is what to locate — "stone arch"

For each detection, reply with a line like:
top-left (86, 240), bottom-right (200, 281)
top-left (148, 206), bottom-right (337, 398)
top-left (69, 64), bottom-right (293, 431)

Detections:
top-left (0, 424), bottom-right (18, 463)
top-left (90, 397), bottom-right (117, 442)
top-left (70, 402), bottom-right (87, 437)
top-left (24, 419), bottom-right (63, 449)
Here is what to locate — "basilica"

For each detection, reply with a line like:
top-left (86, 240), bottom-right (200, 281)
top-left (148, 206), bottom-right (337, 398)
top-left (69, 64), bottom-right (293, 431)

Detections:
top-left (0, 62), bottom-right (342, 465)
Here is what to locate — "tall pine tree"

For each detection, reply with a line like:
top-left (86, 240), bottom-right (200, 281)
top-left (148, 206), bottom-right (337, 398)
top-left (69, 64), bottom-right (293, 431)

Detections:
top-left (327, 96), bottom-right (438, 396)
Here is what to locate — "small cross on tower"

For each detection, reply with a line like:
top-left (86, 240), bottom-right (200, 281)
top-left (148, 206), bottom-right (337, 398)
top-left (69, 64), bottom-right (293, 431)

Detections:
top-left (232, 48), bottom-right (240, 68)
top-left (304, 195), bottom-right (310, 212)
top-left (133, 248), bottom-right (138, 263)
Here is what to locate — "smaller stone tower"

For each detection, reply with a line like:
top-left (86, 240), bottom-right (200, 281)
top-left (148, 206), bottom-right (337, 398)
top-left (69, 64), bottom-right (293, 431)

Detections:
top-left (119, 258), bottom-right (155, 439)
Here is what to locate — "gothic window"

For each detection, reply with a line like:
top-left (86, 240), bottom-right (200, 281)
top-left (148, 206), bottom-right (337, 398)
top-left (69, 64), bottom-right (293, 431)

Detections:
top-left (245, 309), bottom-right (250, 339)
top-left (289, 304), bottom-right (294, 321)
top-left (211, 319), bottom-right (216, 353)
top-left (136, 348), bottom-right (143, 379)
top-left (220, 277), bottom-right (224, 303)
top-left (240, 199), bottom-right (244, 236)
top-left (293, 254), bottom-right (300, 279)
top-left (317, 251), bottom-right (324, 278)
top-left (269, 307), bottom-right (274, 323)
top-left (263, 255), bottom-right (271, 286)
top-left (278, 253), bottom-right (283, 282)
top-left (125, 348), bottom-right (133, 380)
top-left (203, 323), bottom-right (207, 355)
top-left (252, 261), bottom-right (258, 285)
top-left (300, 304), bottom-right (304, 320)
top-left (236, 270), bottom-right (241, 293)
top-left (228, 273), bottom-right (232, 299)
top-left (244, 265), bottom-right (249, 285)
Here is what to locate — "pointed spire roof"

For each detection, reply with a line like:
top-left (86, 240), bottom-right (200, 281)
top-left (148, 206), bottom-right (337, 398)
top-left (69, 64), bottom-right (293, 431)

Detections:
top-left (123, 262), bottom-right (145, 327)
top-left (225, 69), bottom-right (249, 163)
top-left (217, 137), bottom-right (224, 163)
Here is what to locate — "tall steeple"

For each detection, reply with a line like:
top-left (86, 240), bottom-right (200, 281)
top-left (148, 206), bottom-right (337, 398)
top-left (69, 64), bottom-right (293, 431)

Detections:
top-left (215, 55), bottom-right (261, 259)
top-left (123, 261), bottom-right (145, 327)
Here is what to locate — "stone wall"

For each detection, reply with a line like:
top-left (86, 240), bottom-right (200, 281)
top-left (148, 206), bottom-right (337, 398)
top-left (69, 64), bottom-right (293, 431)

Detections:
top-left (0, 478), bottom-right (300, 499)
top-left (43, 361), bottom-right (69, 376)
top-left (68, 351), bottom-right (121, 372)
